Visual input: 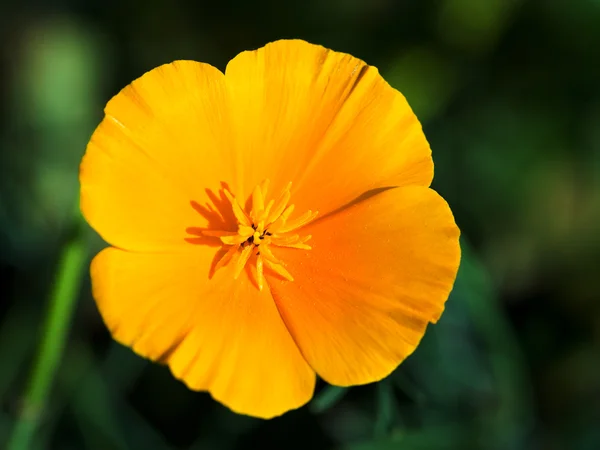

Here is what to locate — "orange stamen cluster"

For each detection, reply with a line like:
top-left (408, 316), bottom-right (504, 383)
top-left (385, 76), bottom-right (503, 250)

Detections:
top-left (204, 180), bottom-right (318, 290)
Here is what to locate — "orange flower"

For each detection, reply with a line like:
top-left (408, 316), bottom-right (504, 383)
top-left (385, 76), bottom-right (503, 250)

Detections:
top-left (80, 40), bottom-right (460, 419)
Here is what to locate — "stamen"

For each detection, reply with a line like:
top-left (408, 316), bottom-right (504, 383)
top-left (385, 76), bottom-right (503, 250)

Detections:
top-left (202, 230), bottom-right (237, 238)
top-left (263, 258), bottom-right (294, 281)
top-left (266, 183), bottom-right (292, 224)
top-left (234, 245), bottom-right (253, 279)
top-left (270, 234), bottom-right (301, 246)
top-left (268, 204), bottom-right (295, 233)
top-left (237, 225), bottom-right (254, 237)
top-left (261, 199), bottom-right (275, 222)
top-left (256, 255), bottom-right (265, 291)
top-left (258, 245), bottom-right (280, 264)
top-left (221, 234), bottom-right (251, 246)
top-left (215, 245), bottom-right (238, 272)
top-left (277, 210), bottom-right (319, 234)
top-left (279, 242), bottom-right (311, 250)
top-left (224, 190), bottom-right (251, 227)
top-left (198, 181), bottom-right (314, 290)
top-left (271, 234), bottom-right (312, 250)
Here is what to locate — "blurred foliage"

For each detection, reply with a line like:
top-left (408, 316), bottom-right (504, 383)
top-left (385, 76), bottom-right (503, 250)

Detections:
top-left (1, 0), bottom-right (600, 449)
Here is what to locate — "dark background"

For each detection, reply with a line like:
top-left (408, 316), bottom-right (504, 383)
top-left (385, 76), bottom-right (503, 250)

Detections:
top-left (1, 0), bottom-right (600, 449)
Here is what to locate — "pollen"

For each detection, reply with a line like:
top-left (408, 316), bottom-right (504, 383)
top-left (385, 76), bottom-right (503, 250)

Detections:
top-left (203, 180), bottom-right (318, 291)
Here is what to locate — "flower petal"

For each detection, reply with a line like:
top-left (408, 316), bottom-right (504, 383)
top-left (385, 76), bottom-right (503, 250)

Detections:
top-left (91, 246), bottom-right (316, 418)
top-left (225, 39), bottom-right (432, 215)
top-left (267, 187), bottom-right (460, 386)
top-left (80, 61), bottom-right (235, 251)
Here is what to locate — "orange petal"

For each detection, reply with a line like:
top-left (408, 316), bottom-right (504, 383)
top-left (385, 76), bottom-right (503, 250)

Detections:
top-left (80, 61), bottom-right (235, 251)
top-left (267, 186), bottom-right (460, 386)
top-left (225, 39), bottom-right (432, 215)
top-left (91, 246), bottom-right (315, 418)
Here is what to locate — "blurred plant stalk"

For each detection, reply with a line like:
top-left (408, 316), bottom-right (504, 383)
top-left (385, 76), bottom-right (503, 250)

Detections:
top-left (6, 211), bottom-right (87, 450)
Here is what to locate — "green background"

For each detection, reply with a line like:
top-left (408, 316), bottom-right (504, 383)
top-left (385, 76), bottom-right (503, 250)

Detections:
top-left (1, 0), bottom-right (599, 449)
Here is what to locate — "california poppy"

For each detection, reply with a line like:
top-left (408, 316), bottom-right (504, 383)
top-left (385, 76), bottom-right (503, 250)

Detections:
top-left (80, 39), bottom-right (460, 419)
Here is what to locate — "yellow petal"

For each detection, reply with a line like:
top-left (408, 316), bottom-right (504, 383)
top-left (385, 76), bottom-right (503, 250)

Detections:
top-left (91, 246), bottom-right (315, 418)
top-left (225, 39), bottom-right (432, 216)
top-left (268, 187), bottom-right (460, 386)
top-left (80, 61), bottom-right (235, 251)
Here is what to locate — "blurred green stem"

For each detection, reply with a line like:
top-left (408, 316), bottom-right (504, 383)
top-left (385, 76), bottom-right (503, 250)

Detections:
top-left (6, 229), bottom-right (87, 450)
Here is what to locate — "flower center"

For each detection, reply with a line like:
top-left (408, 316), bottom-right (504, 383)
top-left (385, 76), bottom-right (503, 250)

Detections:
top-left (203, 180), bottom-right (318, 290)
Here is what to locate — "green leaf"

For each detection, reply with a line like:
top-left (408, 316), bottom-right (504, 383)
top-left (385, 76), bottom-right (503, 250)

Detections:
top-left (384, 47), bottom-right (460, 123)
top-left (310, 385), bottom-right (349, 414)
top-left (344, 425), bottom-right (469, 450)
top-left (457, 241), bottom-right (533, 449)
top-left (0, 306), bottom-right (39, 400)
top-left (57, 344), bottom-right (173, 450)
top-left (373, 380), bottom-right (395, 438)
